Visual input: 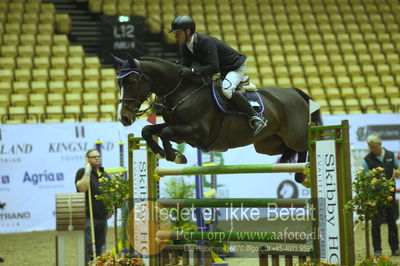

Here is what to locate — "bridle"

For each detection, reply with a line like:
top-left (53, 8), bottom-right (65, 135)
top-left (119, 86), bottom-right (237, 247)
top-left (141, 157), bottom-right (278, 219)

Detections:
top-left (116, 69), bottom-right (153, 117)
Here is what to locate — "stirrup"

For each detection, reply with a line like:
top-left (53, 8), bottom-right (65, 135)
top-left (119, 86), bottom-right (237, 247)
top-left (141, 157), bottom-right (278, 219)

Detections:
top-left (249, 115), bottom-right (267, 135)
top-left (250, 115), bottom-right (267, 126)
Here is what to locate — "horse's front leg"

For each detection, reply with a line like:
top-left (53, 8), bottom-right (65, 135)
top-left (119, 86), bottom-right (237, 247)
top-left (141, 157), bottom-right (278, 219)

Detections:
top-left (141, 124), bottom-right (167, 158)
top-left (159, 123), bottom-right (203, 164)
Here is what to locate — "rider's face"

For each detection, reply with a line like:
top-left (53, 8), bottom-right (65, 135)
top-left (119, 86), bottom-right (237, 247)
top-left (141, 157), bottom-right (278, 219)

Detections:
top-left (174, 30), bottom-right (187, 45)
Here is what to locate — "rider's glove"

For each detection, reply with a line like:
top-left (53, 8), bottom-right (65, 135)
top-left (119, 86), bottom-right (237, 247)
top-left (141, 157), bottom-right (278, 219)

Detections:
top-left (178, 67), bottom-right (195, 77)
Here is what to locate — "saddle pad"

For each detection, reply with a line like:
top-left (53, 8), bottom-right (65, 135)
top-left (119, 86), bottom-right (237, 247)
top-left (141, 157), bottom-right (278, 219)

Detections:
top-left (211, 82), bottom-right (264, 116)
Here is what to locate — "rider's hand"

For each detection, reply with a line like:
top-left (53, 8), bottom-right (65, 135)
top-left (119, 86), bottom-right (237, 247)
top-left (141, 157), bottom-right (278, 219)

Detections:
top-left (178, 67), bottom-right (194, 77)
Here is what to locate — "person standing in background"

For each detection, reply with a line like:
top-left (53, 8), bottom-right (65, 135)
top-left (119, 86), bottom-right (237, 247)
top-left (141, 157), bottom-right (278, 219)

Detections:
top-left (75, 149), bottom-right (109, 263)
top-left (362, 134), bottom-right (400, 257)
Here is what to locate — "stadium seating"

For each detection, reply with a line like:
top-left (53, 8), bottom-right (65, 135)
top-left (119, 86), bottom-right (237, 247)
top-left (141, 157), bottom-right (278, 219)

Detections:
top-left (0, 0), bottom-right (118, 124)
top-left (0, 0), bottom-right (398, 124)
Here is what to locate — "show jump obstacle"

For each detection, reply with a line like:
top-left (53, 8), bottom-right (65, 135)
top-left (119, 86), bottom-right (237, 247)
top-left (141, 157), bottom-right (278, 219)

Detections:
top-left (127, 120), bottom-right (355, 266)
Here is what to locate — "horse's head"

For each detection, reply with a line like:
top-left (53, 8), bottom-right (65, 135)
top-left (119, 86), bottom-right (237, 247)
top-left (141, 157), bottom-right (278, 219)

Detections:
top-left (113, 55), bottom-right (152, 126)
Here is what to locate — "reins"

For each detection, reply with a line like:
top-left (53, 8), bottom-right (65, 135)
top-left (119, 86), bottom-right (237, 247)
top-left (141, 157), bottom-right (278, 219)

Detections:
top-left (117, 66), bottom-right (210, 118)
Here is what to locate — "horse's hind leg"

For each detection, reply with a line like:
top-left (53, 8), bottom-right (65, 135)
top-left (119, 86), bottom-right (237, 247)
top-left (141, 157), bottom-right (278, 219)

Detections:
top-left (294, 151), bottom-right (307, 183)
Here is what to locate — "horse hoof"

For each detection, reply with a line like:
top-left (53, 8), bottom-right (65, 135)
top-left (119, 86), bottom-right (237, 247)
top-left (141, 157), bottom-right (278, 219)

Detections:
top-left (295, 173), bottom-right (306, 183)
top-left (165, 150), bottom-right (176, 162)
top-left (155, 153), bottom-right (165, 159)
top-left (174, 152), bottom-right (187, 164)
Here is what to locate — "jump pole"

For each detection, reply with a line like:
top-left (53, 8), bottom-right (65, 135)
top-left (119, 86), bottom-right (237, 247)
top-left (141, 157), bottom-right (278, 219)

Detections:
top-left (155, 163), bottom-right (309, 177)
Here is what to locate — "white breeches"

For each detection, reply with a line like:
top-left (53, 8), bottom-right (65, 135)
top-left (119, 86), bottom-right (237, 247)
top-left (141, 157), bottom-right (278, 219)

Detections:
top-left (222, 60), bottom-right (247, 99)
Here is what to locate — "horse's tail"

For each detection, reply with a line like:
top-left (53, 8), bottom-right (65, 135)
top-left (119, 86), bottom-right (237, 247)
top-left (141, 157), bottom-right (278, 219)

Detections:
top-left (292, 87), bottom-right (323, 126)
top-left (279, 88), bottom-right (323, 164)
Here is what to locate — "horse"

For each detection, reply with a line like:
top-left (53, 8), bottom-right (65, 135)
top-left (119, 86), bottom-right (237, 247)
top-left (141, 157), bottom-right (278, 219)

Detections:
top-left (113, 55), bottom-right (322, 183)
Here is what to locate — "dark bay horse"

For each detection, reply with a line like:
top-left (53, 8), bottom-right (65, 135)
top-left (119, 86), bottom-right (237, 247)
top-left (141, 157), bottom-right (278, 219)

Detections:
top-left (114, 56), bottom-right (322, 183)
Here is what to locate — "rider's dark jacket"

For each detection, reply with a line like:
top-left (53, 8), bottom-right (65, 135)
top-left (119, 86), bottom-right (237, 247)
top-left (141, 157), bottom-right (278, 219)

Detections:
top-left (181, 33), bottom-right (247, 76)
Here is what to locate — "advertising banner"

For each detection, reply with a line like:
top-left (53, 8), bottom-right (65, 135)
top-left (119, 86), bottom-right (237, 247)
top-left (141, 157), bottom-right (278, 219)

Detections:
top-left (316, 140), bottom-right (340, 264)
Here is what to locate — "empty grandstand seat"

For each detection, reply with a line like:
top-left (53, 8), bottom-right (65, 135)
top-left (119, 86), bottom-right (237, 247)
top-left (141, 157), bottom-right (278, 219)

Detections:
top-left (33, 56), bottom-right (50, 69)
top-left (49, 81), bottom-right (66, 93)
top-left (3, 34), bottom-right (19, 45)
top-left (29, 93), bottom-right (47, 106)
top-left (64, 104), bottom-right (81, 121)
top-left (0, 57), bottom-right (15, 69)
top-left (47, 92), bottom-right (64, 105)
top-left (25, 2), bottom-right (41, 13)
top-left (0, 69), bottom-right (14, 82)
top-left (66, 81), bottom-right (82, 92)
top-left (23, 13), bottom-right (39, 23)
top-left (100, 91), bottom-right (116, 104)
top-left (18, 45), bottom-right (34, 57)
top-left (51, 57), bottom-right (67, 69)
top-left (65, 92), bottom-right (81, 104)
top-left (52, 45), bottom-right (69, 57)
top-left (69, 46), bottom-right (84, 57)
top-left (12, 81), bottom-right (30, 94)
top-left (32, 69), bottom-right (49, 81)
top-left (55, 14), bottom-right (71, 34)
top-left (83, 92), bottom-right (99, 104)
top-left (45, 105), bottom-right (64, 122)
top-left (22, 24), bottom-right (37, 34)
top-left (14, 69), bottom-right (31, 81)
top-left (84, 68), bottom-right (100, 80)
top-left (37, 34), bottom-right (53, 45)
top-left (68, 57), bottom-right (84, 68)
top-left (100, 68), bottom-right (115, 80)
top-left (67, 68), bottom-right (83, 81)
top-left (36, 45), bottom-right (52, 57)
top-left (10, 93), bottom-right (28, 107)
top-left (81, 104), bottom-right (99, 121)
top-left (30, 80), bottom-right (48, 93)
top-left (1, 45), bottom-right (18, 57)
top-left (100, 104), bottom-right (116, 119)
top-left (49, 69), bottom-right (66, 81)
top-left (20, 34), bottom-right (36, 46)
top-left (84, 80), bottom-right (99, 92)
top-left (27, 105), bottom-right (44, 122)
top-left (53, 35), bottom-right (69, 46)
top-left (0, 94), bottom-right (9, 107)
top-left (38, 23), bottom-right (54, 35)
top-left (101, 80), bottom-right (116, 91)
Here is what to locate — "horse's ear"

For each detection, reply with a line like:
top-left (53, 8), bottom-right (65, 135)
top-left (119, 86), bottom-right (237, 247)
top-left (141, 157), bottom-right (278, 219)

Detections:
top-left (110, 54), bottom-right (124, 64)
top-left (127, 53), bottom-right (140, 69)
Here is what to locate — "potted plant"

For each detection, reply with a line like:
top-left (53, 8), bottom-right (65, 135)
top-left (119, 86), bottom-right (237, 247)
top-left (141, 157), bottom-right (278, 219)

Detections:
top-left (345, 167), bottom-right (395, 259)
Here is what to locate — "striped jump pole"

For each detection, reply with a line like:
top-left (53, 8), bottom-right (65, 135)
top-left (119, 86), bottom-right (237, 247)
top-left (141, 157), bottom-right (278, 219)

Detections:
top-left (155, 162), bottom-right (309, 177)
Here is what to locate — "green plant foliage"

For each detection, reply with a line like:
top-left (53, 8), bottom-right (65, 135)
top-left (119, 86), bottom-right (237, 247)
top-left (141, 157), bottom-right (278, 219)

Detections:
top-left (345, 167), bottom-right (395, 221)
top-left (163, 177), bottom-right (195, 199)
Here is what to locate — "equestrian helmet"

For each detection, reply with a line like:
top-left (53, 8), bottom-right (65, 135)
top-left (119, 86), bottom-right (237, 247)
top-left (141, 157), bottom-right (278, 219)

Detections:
top-left (169, 16), bottom-right (196, 33)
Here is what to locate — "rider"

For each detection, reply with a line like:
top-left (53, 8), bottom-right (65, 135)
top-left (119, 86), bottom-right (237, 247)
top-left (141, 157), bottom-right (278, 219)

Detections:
top-left (169, 15), bottom-right (267, 136)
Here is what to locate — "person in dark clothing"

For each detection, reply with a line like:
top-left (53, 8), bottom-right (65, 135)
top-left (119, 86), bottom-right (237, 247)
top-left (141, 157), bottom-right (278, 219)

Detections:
top-left (169, 15), bottom-right (267, 135)
top-left (75, 149), bottom-right (109, 263)
top-left (362, 134), bottom-right (400, 257)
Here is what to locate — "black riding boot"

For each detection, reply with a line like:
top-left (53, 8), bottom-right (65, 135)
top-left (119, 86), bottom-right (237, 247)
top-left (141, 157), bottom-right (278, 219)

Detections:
top-left (230, 93), bottom-right (267, 135)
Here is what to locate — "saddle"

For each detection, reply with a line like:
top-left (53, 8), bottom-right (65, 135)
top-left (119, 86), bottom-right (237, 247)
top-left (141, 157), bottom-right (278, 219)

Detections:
top-left (211, 77), bottom-right (264, 115)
